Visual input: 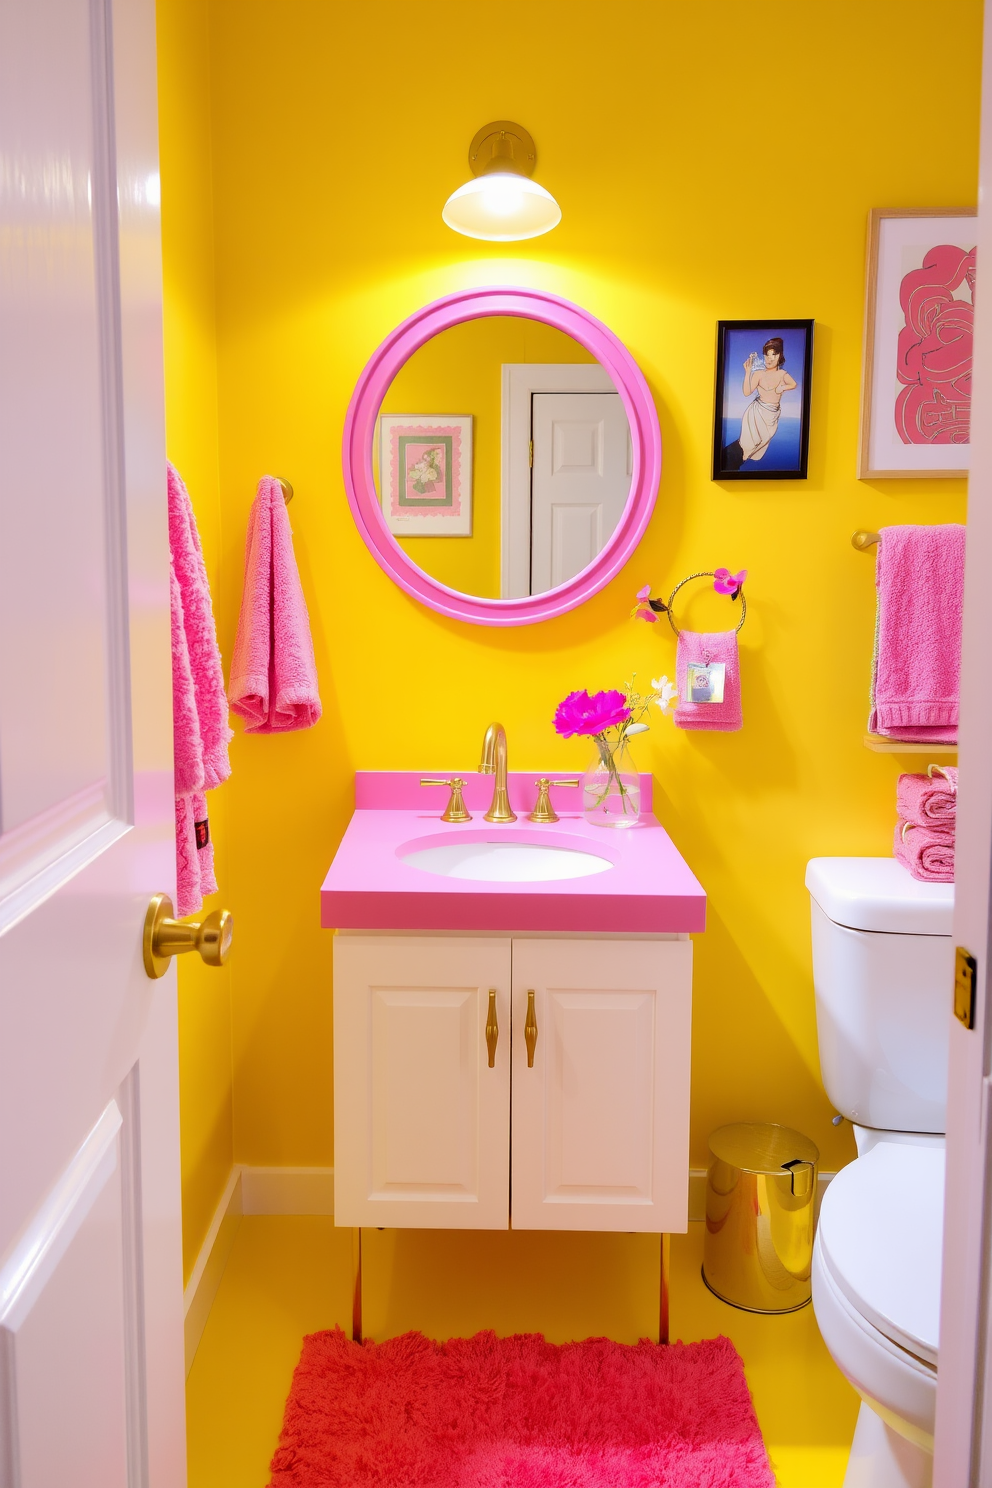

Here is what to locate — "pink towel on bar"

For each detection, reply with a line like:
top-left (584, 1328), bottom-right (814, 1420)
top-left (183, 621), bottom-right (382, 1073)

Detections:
top-left (168, 463), bottom-right (232, 917)
top-left (229, 477), bottom-right (321, 734)
top-left (673, 630), bottom-right (742, 731)
top-left (897, 765), bottom-right (958, 828)
top-left (869, 524), bottom-right (965, 744)
top-left (894, 820), bottom-right (954, 883)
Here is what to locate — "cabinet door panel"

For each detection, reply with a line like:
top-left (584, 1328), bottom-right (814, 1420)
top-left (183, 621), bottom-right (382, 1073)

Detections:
top-left (512, 939), bottom-right (691, 1232)
top-left (334, 937), bottom-right (510, 1228)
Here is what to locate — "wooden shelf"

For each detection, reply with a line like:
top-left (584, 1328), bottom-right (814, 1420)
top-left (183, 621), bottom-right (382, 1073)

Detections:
top-left (864, 734), bottom-right (958, 756)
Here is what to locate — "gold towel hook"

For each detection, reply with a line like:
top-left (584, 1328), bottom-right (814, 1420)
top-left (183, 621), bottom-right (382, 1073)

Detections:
top-left (276, 477), bottom-right (293, 504)
top-left (852, 530), bottom-right (880, 551)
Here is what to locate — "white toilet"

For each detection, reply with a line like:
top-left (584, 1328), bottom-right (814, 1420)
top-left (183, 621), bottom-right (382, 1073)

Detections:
top-left (806, 858), bottom-right (954, 1488)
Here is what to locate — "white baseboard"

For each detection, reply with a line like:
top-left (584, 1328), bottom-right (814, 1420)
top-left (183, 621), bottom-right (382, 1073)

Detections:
top-left (183, 1166), bottom-right (243, 1375)
top-left (183, 1164), bottom-right (334, 1373)
top-left (241, 1165), bottom-right (335, 1215)
top-left (183, 1163), bottom-right (834, 1372)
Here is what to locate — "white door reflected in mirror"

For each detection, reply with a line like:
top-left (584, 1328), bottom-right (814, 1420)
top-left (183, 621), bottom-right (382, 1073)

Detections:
top-left (530, 392), bottom-right (633, 594)
top-left (371, 316), bottom-right (632, 602)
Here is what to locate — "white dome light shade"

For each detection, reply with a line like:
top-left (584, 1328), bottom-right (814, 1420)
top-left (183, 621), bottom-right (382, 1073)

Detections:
top-left (442, 174), bottom-right (562, 242)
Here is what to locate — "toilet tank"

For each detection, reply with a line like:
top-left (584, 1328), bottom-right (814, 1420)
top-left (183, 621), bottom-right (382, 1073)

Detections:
top-left (806, 858), bottom-right (954, 1134)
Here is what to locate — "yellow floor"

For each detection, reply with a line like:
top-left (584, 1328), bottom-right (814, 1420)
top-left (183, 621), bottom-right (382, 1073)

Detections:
top-left (186, 1217), bottom-right (858, 1487)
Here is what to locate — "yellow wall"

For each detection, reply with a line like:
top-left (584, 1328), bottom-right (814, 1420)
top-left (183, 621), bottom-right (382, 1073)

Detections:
top-left (157, 0), bottom-right (234, 1281)
top-left (381, 317), bottom-right (594, 597)
top-left (158, 0), bottom-right (980, 1302)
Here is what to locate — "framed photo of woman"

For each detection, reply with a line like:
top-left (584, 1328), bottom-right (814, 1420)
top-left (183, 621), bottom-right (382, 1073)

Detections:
top-left (712, 319), bottom-right (814, 480)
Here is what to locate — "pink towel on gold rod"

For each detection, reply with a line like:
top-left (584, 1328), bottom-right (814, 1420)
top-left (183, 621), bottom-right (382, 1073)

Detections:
top-left (868, 524), bottom-right (964, 744)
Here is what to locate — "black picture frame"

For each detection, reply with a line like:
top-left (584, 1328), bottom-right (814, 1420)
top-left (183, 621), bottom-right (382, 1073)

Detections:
top-left (712, 319), bottom-right (814, 480)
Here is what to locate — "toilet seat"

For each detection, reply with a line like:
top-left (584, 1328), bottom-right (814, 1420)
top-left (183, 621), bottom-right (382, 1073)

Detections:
top-left (812, 1236), bottom-right (937, 1451)
top-left (817, 1143), bottom-right (943, 1366)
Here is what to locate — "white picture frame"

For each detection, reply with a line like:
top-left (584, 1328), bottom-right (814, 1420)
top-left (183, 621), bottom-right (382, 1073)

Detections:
top-left (859, 208), bottom-right (976, 479)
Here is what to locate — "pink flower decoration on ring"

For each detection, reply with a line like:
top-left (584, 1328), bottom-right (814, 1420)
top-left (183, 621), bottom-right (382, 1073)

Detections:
top-left (631, 583), bottom-right (663, 622)
top-left (713, 567), bottom-right (748, 597)
top-left (554, 689), bottom-right (631, 738)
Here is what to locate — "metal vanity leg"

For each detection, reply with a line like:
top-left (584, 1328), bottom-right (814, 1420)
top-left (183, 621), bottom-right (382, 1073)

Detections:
top-left (659, 1233), bottom-right (670, 1344)
top-left (351, 1227), bottom-right (363, 1343)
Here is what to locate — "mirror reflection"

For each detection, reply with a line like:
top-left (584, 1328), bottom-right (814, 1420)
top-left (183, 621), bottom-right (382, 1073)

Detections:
top-left (373, 316), bottom-right (632, 600)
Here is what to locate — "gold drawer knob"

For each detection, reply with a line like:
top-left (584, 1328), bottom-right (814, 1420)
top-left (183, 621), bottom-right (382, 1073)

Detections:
top-left (143, 893), bottom-right (233, 979)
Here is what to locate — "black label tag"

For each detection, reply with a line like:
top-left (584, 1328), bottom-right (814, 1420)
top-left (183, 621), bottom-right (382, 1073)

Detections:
top-left (194, 818), bottom-right (210, 850)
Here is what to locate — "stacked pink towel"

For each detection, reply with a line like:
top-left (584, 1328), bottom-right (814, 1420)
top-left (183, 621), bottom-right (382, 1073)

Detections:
top-left (229, 477), bottom-right (322, 734)
top-left (868, 524), bottom-right (965, 744)
top-left (169, 463), bottom-right (232, 917)
top-left (673, 630), bottom-right (742, 732)
top-left (894, 765), bottom-right (957, 883)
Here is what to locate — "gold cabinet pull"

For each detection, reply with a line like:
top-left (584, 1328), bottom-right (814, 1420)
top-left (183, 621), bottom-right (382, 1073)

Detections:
top-left (486, 989), bottom-right (499, 1067)
top-left (525, 988), bottom-right (538, 1067)
top-left (143, 893), bottom-right (233, 979)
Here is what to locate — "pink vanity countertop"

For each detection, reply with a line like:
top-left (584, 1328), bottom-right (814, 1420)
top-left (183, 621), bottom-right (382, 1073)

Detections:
top-left (320, 772), bottom-right (706, 934)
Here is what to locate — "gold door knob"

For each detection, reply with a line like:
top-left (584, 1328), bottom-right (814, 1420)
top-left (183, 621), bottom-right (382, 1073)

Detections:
top-left (143, 893), bottom-right (233, 979)
top-left (486, 989), bottom-right (499, 1067)
top-left (524, 988), bottom-right (538, 1067)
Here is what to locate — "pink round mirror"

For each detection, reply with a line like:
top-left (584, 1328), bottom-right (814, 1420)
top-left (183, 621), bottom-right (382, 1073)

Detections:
top-left (342, 287), bottom-right (661, 626)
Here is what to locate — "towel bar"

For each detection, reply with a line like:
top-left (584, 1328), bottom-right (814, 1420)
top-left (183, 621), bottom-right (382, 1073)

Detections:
top-left (852, 530), bottom-right (880, 550)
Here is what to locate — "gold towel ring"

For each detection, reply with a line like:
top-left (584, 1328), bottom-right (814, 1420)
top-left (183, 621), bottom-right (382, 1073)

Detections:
top-left (665, 571), bottom-right (747, 638)
top-left (926, 763), bottom-right (955, 784)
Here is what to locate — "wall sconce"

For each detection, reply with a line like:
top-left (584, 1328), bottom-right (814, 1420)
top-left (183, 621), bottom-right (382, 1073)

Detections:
top-left (442, 121), bottom-right (561, 242)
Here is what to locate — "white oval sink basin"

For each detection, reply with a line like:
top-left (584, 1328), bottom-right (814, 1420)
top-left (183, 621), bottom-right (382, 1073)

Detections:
top-left (400, 838), bottom-right (614, 883)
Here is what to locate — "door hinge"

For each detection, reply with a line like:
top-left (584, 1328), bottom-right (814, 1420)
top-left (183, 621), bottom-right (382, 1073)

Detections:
top-left (528, 439), bottom-right (534, 468)
top-left (955, 946), bottom-right (978, 1029)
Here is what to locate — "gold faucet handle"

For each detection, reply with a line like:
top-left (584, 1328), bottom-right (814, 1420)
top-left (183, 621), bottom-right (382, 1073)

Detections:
top-left (528, 777), bottom-right (580, 824)
top-left (420, 777), bottom-right (472, 823)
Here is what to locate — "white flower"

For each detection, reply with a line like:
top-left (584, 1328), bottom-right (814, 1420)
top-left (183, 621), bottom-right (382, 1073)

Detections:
top-left (651, 676), bottom-right (678, 712)
top-left (626, 722), bottom-right (649, 735)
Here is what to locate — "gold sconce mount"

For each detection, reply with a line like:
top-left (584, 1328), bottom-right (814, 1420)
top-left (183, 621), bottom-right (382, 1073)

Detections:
top-left (468, 121), bottom-right (537, 179)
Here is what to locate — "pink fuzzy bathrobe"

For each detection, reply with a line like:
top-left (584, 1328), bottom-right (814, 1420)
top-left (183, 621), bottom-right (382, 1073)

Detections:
top-left (169, 463), bottom-right (232, 917)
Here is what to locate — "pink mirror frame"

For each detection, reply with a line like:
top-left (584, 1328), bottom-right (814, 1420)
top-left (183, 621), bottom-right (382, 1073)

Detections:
top-left (342, 287), bottom-right (662, 626)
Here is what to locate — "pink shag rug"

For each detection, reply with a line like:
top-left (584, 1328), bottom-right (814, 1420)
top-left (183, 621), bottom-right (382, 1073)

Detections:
top-left (268, 1328), bottom-right (774, 1487)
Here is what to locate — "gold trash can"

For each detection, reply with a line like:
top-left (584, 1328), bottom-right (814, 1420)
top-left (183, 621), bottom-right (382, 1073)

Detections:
top-left (703, 1122), bottom-right (819, 1313)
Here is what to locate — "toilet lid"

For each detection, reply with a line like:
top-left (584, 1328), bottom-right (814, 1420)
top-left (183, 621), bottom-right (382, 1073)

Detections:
top-left (817, 1143), bottom-right (944, 1365)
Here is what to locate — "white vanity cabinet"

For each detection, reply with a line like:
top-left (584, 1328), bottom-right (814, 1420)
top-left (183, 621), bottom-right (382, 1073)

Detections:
top-left (333, 934), bottom-right (691, 1233)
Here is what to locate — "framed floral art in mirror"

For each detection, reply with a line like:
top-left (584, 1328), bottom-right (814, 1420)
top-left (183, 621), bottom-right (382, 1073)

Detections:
top-left (378, 414), bottom-right (473, 535)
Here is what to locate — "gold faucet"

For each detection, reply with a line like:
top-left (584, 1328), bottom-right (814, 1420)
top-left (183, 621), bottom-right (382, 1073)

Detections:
top-left (479, 722), bottom-right (517, 823)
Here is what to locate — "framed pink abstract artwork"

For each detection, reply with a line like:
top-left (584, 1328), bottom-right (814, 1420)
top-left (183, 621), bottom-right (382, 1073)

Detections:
top-left (859, 208), bottom-right (976, 479)
top-left (378, 415), bottom-right (473, 535)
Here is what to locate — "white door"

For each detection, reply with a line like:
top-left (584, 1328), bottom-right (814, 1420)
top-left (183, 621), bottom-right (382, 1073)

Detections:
top-left (0, 0), bottom-right (184, 1483)
top-left (511, 939), bottom-right (692, 1232)
top-left (333, 937), bottom-right (511, 1228)
top-left (530, 393), bottom-right (632, 593)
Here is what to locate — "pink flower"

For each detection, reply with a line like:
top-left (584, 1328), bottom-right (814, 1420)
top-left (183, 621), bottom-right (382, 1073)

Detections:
top-left (554, 689), bottom-right (631, 737)
top-left (714, 567), bottom-right (747, 597)
top-left (631, 583), bottom-right (666, 622)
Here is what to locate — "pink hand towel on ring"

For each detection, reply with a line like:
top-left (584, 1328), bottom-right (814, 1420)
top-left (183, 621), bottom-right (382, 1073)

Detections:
top-left (229, 476), bottom-right (322, 733)
top-left (673, 630), bottom-right (742, 731)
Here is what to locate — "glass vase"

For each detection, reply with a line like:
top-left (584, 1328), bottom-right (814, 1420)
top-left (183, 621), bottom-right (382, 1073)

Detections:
top-left (582, 735), bottom-right (641, 827)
